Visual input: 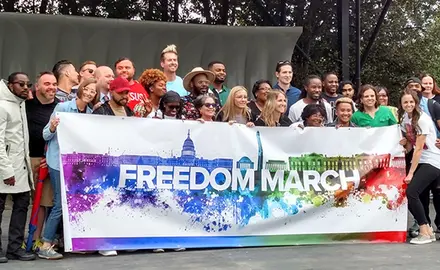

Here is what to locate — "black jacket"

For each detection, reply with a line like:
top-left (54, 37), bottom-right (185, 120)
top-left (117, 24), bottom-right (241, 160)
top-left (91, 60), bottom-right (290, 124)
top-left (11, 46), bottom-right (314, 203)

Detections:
top-left (92, 101), bottom-right (134, 117)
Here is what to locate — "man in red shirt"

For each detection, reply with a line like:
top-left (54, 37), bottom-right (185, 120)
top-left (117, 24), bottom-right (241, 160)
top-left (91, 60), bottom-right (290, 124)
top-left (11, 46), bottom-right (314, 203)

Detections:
top-left (114, 57), bottom-right (148, 111)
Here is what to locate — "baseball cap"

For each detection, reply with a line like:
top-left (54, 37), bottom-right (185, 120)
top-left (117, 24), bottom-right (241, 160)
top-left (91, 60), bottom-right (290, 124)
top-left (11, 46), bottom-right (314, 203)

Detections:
top-left (404, 77), bottom-right (422, 87)
top-left (110, 76), bottom-right (131, 93)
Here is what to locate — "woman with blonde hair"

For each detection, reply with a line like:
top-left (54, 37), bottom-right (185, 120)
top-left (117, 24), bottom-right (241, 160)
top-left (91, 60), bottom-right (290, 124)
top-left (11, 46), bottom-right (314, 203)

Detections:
top-left (255, 90), bottom-right (292, 127)
top-left (216, 86), bottom-right (254, 126)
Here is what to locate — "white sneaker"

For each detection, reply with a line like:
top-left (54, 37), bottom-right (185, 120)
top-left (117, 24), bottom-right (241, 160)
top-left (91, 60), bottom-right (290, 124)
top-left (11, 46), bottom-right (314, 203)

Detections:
top-left (153, 249), bottom-right (165, 253)
top-left (99, 250), bottom-right (118, 256)
top-left (174, 248), bottom-right (185, 252)
top-left (409, 234), bottom-right (433, 245)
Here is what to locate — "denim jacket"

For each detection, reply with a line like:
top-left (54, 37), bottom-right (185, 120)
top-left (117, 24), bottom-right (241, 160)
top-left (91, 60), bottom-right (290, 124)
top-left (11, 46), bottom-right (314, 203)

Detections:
top-left (43, 99), bottom-right (93, 170)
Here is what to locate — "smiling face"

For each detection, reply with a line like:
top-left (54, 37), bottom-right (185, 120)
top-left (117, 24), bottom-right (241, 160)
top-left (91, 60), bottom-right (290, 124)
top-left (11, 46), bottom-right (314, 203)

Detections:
top-left (80, 83), bottom-right (97, 103)
top-left (306, 112), bottom-right (324, 127)
top-left (199, 97), bottom-right (216, 120)
top-left (151, 80), bottom-right (167, 98)
top-left (36, 73), bottom-right (57, 100)
top-left (378, 89), bottom-right (388, 106)
top-left (161, 52), bottom-right (178, 73)
top-left (324, 74), bottom-right (338, 95)
top-left (210, 63), bottom-right (226, 84)
top-left (164, 101), bottom-right (181, 117)
top-left (255, 82), bottom-right (271, 102)
top-left (336, 102), bottom-right (353, 124)
top-left (115, 60), bottom-right (135, 82)
top-left (276, 65), bottom-right (293, 85)
top-left (234, 90), bottom-right (248, 109)
top-left (306, 78), bottom-right (323, 100)
top-left (361, 89), bottom-right (377, 109)
top-left (422, 76), bottom-right (434, 94)
top-left (275, 93), bottom-right (287, 114)
top-left (401, 94), bottom-right (416, 114)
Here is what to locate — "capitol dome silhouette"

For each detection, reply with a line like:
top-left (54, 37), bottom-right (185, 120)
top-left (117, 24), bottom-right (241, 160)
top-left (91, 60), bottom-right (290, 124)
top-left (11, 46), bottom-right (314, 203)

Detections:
top-left (181, 130), bottom-right (196, 158)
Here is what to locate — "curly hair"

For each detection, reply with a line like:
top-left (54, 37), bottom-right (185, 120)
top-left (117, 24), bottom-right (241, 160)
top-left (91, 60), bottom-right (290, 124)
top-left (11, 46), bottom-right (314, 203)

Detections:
top-left (138, 69), bottom-right (167, 94)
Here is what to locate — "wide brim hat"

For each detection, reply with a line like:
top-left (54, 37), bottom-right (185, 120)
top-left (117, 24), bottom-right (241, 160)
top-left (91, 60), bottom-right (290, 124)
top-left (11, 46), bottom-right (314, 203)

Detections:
top-left (183, 67), bottom-right (215, 91)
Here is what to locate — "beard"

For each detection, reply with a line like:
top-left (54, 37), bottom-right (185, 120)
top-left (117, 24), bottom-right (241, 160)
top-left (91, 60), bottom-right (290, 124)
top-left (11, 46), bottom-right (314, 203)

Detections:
top-left (214, 77), bottom-right (225, 84)
top-left (194, 86), bottom-right (208, 96)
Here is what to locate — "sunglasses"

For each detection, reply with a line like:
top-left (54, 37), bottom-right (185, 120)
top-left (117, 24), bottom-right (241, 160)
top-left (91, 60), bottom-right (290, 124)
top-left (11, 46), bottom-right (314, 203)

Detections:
top-left (82, 68), bottom-right (94, 74)
top-left (12, 81), bottom-right (32, 88)
top-left (204, 103), bottom-right (216, 108)
top-left (167, 105), bottom-right (180, 110)
top-left (277, 60), bottom-right (291, 65)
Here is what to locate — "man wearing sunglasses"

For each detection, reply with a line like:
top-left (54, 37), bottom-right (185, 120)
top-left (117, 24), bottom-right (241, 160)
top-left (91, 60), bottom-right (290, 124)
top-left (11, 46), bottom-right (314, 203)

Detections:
top-left (0, 72), bottom-right (36, 263)
top-left (273, 60), bottom-right (301, 116)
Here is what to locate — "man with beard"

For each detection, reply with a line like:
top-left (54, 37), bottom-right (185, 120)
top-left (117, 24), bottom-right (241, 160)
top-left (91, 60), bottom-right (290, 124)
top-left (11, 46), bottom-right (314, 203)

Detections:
top-left (93, 76), bottom-right (134, 117)
top-left (208, 61), bottom-right (230, 106)
top-left (182, 67), bottom-right (215, 120)
top-left (288, 75), bottom-right (333, 123)
top-left (322, 72), bottom-right (343, 120)
top-left (0, 72), bottom-right (36, 263)
top-left (25, 72), bottom-right (58, 251)
top-left (160, 44), bottom-right (187, 97)
top-left (114, 57), bottom-right (148, 112)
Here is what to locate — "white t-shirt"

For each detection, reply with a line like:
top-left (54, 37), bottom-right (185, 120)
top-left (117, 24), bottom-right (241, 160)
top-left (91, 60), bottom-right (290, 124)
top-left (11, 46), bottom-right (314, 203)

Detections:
top-left (288, 99), bottom-right (333, 124)
top-left (401, 112), bottom-right (440, 170)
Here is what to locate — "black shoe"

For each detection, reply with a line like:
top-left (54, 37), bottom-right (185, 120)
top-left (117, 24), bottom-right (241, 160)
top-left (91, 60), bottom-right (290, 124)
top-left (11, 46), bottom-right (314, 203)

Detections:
top-left (6, 248), bottom-right (36, 261)
top-left (0, 252), bottom-right (8, 263)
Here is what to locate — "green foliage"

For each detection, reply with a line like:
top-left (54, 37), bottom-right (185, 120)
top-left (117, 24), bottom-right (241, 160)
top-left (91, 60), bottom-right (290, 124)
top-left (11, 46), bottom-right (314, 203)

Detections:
top-left (2, 0), bottom-right (440, 105)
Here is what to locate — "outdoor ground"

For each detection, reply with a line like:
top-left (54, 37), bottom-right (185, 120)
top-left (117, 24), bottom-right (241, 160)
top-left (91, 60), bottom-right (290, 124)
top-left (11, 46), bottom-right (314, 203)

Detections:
top-left (2, 198), bottom-right (440, 270)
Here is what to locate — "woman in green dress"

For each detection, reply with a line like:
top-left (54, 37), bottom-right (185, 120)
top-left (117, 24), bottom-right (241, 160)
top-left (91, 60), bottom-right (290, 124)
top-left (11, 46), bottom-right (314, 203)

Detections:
top-left (351, 84), bottom-right (397, 127)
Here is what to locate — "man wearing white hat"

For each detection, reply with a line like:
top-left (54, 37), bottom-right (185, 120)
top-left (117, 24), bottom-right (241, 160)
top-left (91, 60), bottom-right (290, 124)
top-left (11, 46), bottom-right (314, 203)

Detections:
top-left (181, 67), bottom-right (215, 120)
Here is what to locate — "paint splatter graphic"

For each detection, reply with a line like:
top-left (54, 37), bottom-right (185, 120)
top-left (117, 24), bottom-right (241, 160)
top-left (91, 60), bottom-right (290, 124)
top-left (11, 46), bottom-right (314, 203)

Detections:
top-left (61, 153), bottom-right (406, 233)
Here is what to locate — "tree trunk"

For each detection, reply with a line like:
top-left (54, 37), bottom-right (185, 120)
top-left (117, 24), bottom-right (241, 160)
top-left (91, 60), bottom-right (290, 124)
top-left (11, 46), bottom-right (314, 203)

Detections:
top-left (220, 0), bottom-right (229, 25)
top-left (39, 0), bottom-right (49, 13)
top-left (161, 0), bottom-right (169, 21)
top-left (172, 0), bottom-right (179, 22)
top-left (2, 0), bottom-right (18, 11)
top-left (202, 0), bottom-right (211, 24)
top-left (146, 0), bottom-right (154, 20)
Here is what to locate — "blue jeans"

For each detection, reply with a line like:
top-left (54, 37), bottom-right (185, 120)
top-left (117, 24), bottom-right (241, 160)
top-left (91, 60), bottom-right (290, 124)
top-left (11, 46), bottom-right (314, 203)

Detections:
top-left (42, 167), bottom-right (62, 243)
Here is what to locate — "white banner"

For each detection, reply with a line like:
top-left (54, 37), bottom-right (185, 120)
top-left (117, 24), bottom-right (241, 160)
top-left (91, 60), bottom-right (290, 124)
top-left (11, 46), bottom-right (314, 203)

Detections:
top-left (57, 113), bottom-right (407, 251)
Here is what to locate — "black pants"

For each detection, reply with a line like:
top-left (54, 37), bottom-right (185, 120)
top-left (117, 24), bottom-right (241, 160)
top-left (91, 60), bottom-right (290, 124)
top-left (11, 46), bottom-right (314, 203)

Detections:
top-left (0, 192), bottom-right (30, 253)
top-left (406, 150), bottom-right (440, 227)
top-left (420, 177), bottom-right (440, 227)
top-left (407, 164), bottom-right (440, 226)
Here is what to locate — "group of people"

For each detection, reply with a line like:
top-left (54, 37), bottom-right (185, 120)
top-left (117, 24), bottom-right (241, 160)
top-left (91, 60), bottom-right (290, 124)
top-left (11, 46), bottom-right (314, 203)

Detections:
top-left (1, 43), bottom-right (440, 263)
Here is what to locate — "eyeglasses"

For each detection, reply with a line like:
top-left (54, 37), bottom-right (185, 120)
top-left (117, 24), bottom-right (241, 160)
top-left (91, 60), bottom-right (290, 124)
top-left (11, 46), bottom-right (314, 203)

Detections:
top-left (12, 81), bottom-right (32, 88)
top-left (204, 103), bottom-right (216, 108)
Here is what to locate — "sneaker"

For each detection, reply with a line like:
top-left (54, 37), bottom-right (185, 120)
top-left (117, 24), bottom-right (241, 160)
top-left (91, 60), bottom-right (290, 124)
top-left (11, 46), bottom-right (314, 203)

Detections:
top-left (37, 246), bottom-right (63, 260)
top-left (6, 248), bottom-right (36, 261)
top-left (0, 251), bottom-right (7, 263)
top-left (98, 250), bottom-right (118, 256)
top-left (174, 248), bottom-right (186, 252)
top-left (409, 234), bottom-right (433, 245)
top-left (153, 248), bottom-right (165, 253)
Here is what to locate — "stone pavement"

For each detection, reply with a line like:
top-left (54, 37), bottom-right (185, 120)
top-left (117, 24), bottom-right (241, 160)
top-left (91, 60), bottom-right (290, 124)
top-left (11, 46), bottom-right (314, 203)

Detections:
top-left (2, 197), bottom-right (440, 270)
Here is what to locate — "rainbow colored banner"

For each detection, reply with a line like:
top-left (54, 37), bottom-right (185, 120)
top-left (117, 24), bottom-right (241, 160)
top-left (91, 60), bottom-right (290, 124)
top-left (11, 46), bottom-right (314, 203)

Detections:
top-left (57, 113), bottom-right (407, 251)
